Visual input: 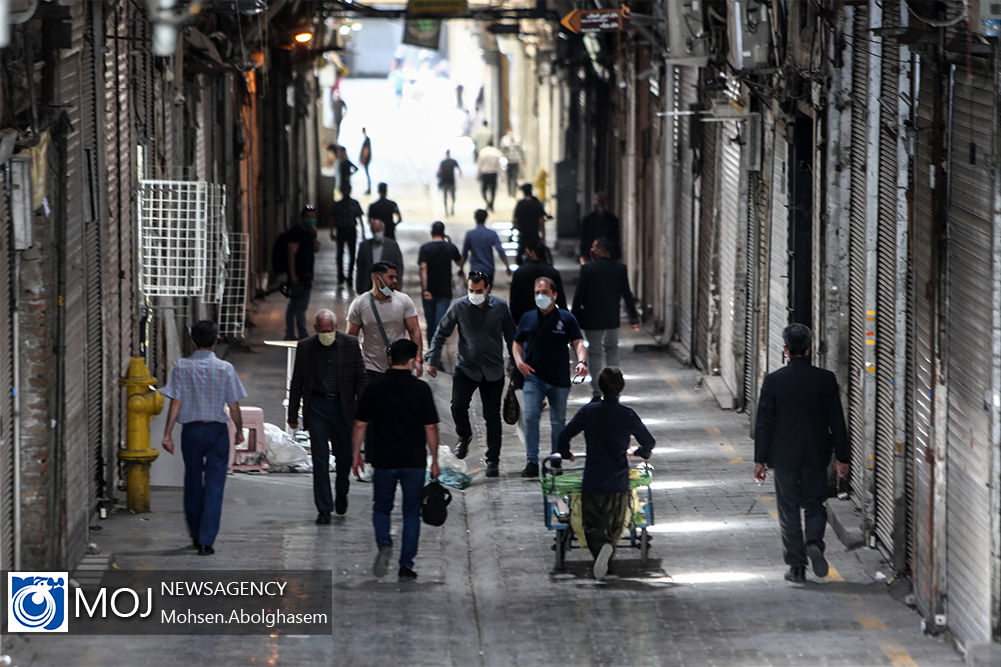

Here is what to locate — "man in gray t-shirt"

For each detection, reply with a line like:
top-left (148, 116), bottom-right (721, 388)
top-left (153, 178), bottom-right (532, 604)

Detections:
top-left (347, 261), bottom-right (423, 378)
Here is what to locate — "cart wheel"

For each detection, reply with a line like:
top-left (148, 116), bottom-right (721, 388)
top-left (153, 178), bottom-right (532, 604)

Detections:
top-left (640, 527), bottom-right (649, 568)
top-left (555, 529), bottom-right (567, 571)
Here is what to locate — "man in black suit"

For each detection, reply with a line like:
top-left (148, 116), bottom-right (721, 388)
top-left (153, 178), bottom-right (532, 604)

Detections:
top-left (355, 218), bottom-right (404, 295)
top-left (753, 323), bottom-right (850, 583)
top-left (508, 240), bottom-right (566, 326)
top-left (288, 309), bottom-right (367, 524)
top-left (571, 238), bottom-right (640, 399)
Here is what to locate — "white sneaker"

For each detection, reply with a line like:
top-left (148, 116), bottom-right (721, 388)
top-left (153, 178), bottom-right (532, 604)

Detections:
top-left (358, 462), bottom-right (374, 483)
top-left (593, 543), bottom-right (613, 581)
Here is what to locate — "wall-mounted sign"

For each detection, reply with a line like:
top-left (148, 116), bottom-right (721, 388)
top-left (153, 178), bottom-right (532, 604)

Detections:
top-left (403, 19), bottom-right (442, 49)
top-left (560, 6), bottom-right (630, 34)
top-left (406, 0), bottom-right (468, 16)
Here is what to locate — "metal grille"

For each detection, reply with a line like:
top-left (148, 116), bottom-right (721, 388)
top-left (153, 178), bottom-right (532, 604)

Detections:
top-left (744, 171), bottom-right (764, 411)
top-left (766, 120), bottom-right (789, 374)
top-left (219, 233), bottom-right (249, 339)
top-left (137, 180), bottom-right (225, 297)
top-left (717, 121), bottom-right (742, 397)
top-left (873, 0), bottom-right (901, 559)
top-left (846, 4), bottom-right (870, 497)
top-left (910, 54), bottom-right (940, 627)
top-left (695, 122), bottom-right (719, 371)
top-left (677, 67), bottom-right (698, 357)
top-left (944, 68), bottom-right (995, 648)
top-left (0, 165), bottom-right (16, 571)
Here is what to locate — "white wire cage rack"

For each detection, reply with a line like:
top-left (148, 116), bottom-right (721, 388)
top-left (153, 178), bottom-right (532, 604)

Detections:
top-left (219, 232), bottom-right (249, 339)
top-left (137, 180), bottom-right (225, 298)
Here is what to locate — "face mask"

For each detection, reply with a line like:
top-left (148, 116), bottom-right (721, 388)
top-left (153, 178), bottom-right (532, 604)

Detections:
top-left (468, 292), bottom-right (486, 306)
top-left (378, 276), bottom-right (393, 297)
top-left (305, 217), bottom-right (316, 228)
top-left (373, 231), bottom-right (384, 241)
top-left (317, 331), bottom-right (336, 346)
top-left (535, 294), bottom-right (553, 310)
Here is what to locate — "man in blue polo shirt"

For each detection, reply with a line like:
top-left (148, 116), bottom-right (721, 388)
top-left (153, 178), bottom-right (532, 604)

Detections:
top-left (512, 277), bottom-right (587, 477)
top-left (461, 208), bottom-right (512, 285)
top-left (161, 320), bottom-right (247, 555)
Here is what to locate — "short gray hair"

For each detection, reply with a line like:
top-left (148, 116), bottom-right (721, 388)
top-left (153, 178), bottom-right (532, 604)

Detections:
top-left (314, 309), bottom-right (338, 328)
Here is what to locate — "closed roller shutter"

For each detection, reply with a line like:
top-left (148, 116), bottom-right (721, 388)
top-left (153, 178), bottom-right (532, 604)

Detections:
top-left (872, 0), bottom-right (902, 559)
top-left (846, 4), bottom-right (870, 498)
top-left (676, 67), bottom-right (698, 358)
top-left (695, 121), bottom-right (719, 371)
top-left (0, 165), bottom-right (16, 570)
top-left (58, 0), bottom-right (90, 569)
top-left (717, 120), bottom-right (742, 396)
top-left (944, 68), bottom-right (995, 647)
top-left (909, 56), bottom-right (940, 622)
top-left (766, 120), bottom-right (789, 374)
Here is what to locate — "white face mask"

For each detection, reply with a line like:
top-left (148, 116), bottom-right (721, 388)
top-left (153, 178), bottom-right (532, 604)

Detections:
top-left (534, 294), bottom-right (553, 310)
top-left (317, 331), bottom-right (336, 346)
top-left (468, 292), bottom-right (486, 306)
top-left (373, 231), bottom-right (384, 241)
top-left (377, 275), bottom-right (393, 297)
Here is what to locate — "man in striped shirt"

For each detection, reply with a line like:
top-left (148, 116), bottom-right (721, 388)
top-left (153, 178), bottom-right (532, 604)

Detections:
top-left (161, 320), bottom-right (247, 556)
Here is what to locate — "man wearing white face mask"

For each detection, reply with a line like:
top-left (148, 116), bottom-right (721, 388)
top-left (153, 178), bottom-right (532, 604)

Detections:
top-left (347, 262), bottom-right (423, 382)
top-left (512, 277), bottom-right (587, 477)
top-left (425, 271), bottom-right (516, 477)
top-left (355, 218), bottom-right (404, 295)
top-left (288, 310), bottom-right (367, 523)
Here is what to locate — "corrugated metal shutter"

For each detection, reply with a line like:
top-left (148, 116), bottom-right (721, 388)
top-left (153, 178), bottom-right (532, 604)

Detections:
top-left (695, 121), bottom-right (719, 371)
top-left (766, 120), bottom-right (789, 373)
top-left (0, 165), bottom-right (16, 570)
top-left (677, 67), bottom-right (698, 358)
top-left (909, 56), bottom-right (939, 622)
top-left (60, 0), bottom-right (90, 568)
top-left (744, 169), bottom-right (765, 411)
top-left (717, 121), bottom-right (742, 396)
top-left (944, 68), bottom-right (995, 647)
top-left (872, 0), bottom-right (901, 557)
top-left (82, 0), bottom-right (107, 519)
top-left (846, 4), bottom-right (870, 497)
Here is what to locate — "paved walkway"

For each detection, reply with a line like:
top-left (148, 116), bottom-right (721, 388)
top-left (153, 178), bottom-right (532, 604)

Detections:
top-left (3, 207), bottom-right (965, 665)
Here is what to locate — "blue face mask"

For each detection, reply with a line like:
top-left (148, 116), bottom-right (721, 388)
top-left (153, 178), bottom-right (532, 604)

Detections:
top-left (535, 294), bottom-right (553, 310)
top-left (305, 217), bottom-right (316, 228)
top-left (377, 275), bottom-right (393, 297)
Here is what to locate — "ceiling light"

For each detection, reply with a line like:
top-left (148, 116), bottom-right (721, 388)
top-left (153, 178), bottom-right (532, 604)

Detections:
top-left (294, 31), bottom-right (313, 44)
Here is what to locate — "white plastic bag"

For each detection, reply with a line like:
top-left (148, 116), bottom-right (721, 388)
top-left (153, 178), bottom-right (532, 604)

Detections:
top-left (263, 422), bottom-right (311, 471)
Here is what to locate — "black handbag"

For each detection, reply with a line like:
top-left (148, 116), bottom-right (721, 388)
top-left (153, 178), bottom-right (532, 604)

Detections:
top-left (421, 481), bottom-right (452, 526)
top-left (503, 378), bottom-right (520, 425)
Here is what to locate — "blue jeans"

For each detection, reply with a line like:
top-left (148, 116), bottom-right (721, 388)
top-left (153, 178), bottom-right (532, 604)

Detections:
top-left (180, 422), bottom-right (230, 548)
top-left (284, 282), bottom-right (311, 340)
top-left (522, 375), bottom-right (570, 463)
top-left (372, 468), bottom-right (425, 570)
top-left (423, 296), bottom-right (451, 342)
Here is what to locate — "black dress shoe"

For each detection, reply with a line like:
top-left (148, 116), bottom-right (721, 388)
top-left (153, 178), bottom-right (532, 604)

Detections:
top-left (398, 566), bottom-right (418, 581)
top-left (334, 496), bottom-right (348, 516)
top-left (520, 461), bottom-right (539, 478)
top-left (485, 462), bottom-right (499, 477)
top-left (454, 435), bottom-right (472, 460)
top-left (784, 566), bottom-right (806, 583)
top-left (192, 538), bottom-right (200, 549)
top-left (197, 545), bottom-right (215, 556)
top-left (316, 511), bottom-right (331, 525)
top-left (806, 543), bottom-right (829, 577)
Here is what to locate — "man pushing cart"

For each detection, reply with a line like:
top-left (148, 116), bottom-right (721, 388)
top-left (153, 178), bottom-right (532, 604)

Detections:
top-left (551, 367), bottom-right (656, 580)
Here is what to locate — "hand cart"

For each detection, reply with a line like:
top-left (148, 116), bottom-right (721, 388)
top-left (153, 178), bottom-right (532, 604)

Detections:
top-left (540, 454), bottom-right (654, 571)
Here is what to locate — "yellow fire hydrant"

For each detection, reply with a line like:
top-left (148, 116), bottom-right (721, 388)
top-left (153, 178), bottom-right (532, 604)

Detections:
top-left (119, 357), bottom-right (163, 513)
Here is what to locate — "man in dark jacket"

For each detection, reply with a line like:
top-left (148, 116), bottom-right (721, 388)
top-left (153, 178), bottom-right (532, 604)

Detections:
top-left (288, 310), bottom-right (367, 524)
top-left (753, 323), bottom-right (850, 583)
top-left (512, 183), bottom-right (547, 264)
top-left (331, 184), bottom-right (365, 285)
top-left (508, 240), bottom-right (566, 326)
top-left (571, 238), bottom-right (640, 399)
top-left (578, 193), bottom-right (620, 263)
top-left (558, 367), bottom-right (654, 580)
top-left (355, 218), bottom-right (404, 295)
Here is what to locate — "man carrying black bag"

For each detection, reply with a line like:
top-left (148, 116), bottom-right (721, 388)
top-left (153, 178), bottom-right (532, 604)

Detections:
top-left (352, 339), bottom-right (440, 581)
